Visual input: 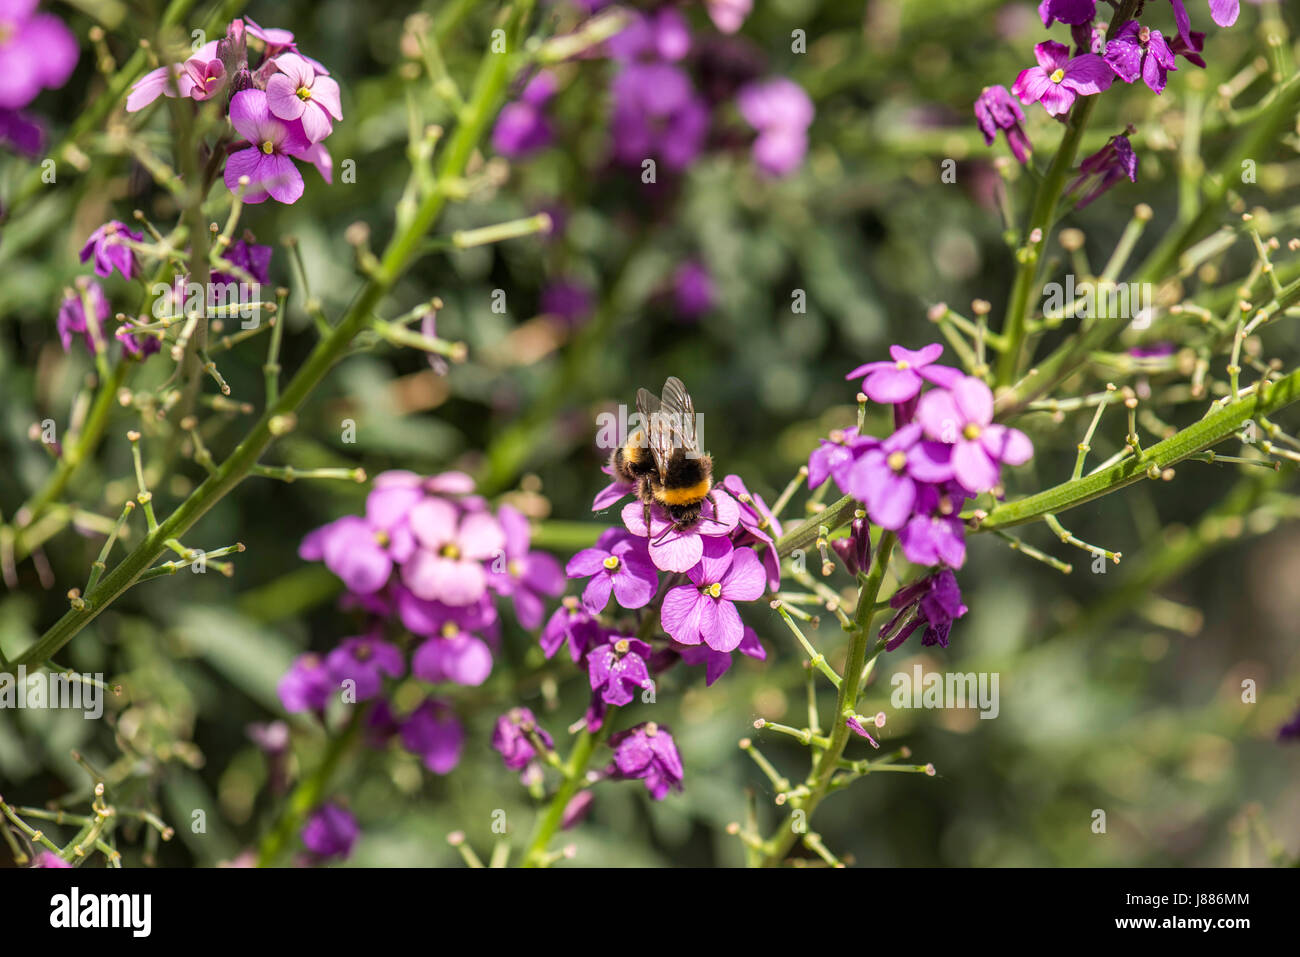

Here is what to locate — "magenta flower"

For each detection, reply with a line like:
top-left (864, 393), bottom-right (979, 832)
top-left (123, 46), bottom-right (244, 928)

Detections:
top-left (673, 260), bottom-right (715, 319)
top-left (402, 497), bottom-right (504, 605)
top-left (916, 376), bottom-right (1033, 494)
top-left (737, 76), bottom-right (814, 177)
top-left (974, 85), bottom-right (1031, 164)
top-left (411, 624), bottom-right (494, 687)
top-left (1170, 29), bottom-right (1207, 68)
top-left (0, 106), bottom-right (44, 156)
top-left (301, 803), bottom-right (358, 860)
top-left (126, 40), bottom-right (220, 111)
top-left (183, 55), bottom-right (226, 101)
top-left (1012, 41), bottom-right (1114, 117)
top-left (608, 8), bottom-right (692, 63)
top-left (56, 278), bottom-right (109, 355)
top-left (706, 0), bottom-right (752, 34)
top-left (610, 722), bottom-right (683, 799)
top-left (540, 278), bottom-right (593, 327)
top-left (114, 324), bottom-right (161, 359)
top-left (1169, 1), bottom-right (1238, 47)
top-left (611, 62), bottom-right (710, 172)
top-left (324, 635), bottom-right (404, 701)
top-left (80, 220), bottom-right (143, 280)
top-left (621, 489), bottom-right (740, 573)
top-left (879, 569), bottom-right (968, 651)
top-left (721, 473), bottom-right (784, 591)
top-left (1067, 132), bottom-right (1138, 208)
top-left (588, 635), bottom-right (654, 706)
top-left (488, 504), bottom-right (564, 628)
top-left (1105, 22), bottom-right (1177, 94)
top-left (278, 653), bottom-right (331, 713)
top-left (492, 71), bottom-right (557, 158)
top-left (592, 463), bottom-right (635, 512)
top-left (846, 343), bottom-right (962, 406)
top-left (566, 528), bottom-right (659, 614)
top-left (0, 0), bottom-right (77, 110)
top-left (831, 517), bottom-right (871, 576)
top-left (492, 707), bottom-right (553, 775)
top-left (266, 53), bottom-right (342, 144)
top-left (846, 712), bottom-right (885, 748)
top-left (674, 625), bottom-right (765, 686)
top-left (211, 237), bottom-right (273, 287)
top-left (845, 423), bottom-right (954, 530)
top-left (1037, 0), bottom-right (1096, 25)
top-left (33, 851), bottom-right (72, 868)
top-left (661, 538), bottom-right (765, 652)
top-left (540, 598), bottom-right (606, 662)
top-left (399, 699), bottom-right (464, 774)
top-left (898, 483), bottom-right (969, 569)
top-left (395, 586), bottom-right (497, 639)
top-left (299, 515), bottom-right (395, 595)
top-left (224, 89), bottom-right (312, 204)
top-left (807, 427), bottom-right (871, 492)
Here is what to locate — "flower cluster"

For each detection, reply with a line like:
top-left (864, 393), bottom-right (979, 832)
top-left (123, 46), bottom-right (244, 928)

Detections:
top-left (976, 0), bottom-right (1242, 207)
top-left (283, 471), bottom-right (564, 777)
top-left (0, 0), bottom-right (77, 157)
top-left (810, 343), bottom-right (1035, 649)
top-left (127, 18), bottom-right (339, 204)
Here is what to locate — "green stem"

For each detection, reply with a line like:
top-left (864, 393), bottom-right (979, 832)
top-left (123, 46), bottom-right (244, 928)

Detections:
top-left (760, 531), bottom-right (897, 867)
top-left (519, 720), bottom-right (609, 868)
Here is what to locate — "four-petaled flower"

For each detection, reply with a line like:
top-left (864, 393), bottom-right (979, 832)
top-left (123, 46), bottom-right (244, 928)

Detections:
top-left (588, 635), bottom-right (654, 705)
top-left (916, 375), bottom-right (1033, 494)
top-left (79, 220), bottom-right (143, 279)
top-left (1012, 40), bottom-right (1113, 117)
top-left (661, 538), bottom-right (766, 652)
top-left (1105, 22), bottom-right (1178, 95)
top-left (224, 89), bottom-right (312, 204)
top-left (266, 52), bottom-right (342, 143)
top-left (566, 528), bottom-right (660, 614)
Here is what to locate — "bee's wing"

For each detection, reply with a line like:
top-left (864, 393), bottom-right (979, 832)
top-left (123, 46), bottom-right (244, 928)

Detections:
top-left (660, 376), bottom-right (700, 455)
top-left (636, 387), bottom-right (671, 479)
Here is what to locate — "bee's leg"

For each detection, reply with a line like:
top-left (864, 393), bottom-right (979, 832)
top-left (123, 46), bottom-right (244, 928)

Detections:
top-left (643, 499), bottom-right (653, 537)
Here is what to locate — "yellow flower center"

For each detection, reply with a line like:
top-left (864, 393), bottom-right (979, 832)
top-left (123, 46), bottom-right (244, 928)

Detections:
top-left (887, 450), bottom-right (908, 473)
top-left (260, 140), bottom-right (275, 154)
top-left (614, 638), bottom-right (630, 654)
top-left (440, 543), bottom-right (461, 559)
top-left (703, 582), bottom-right (722, 599)
top-left (1049, 68), bottom-right (1066, 84)
top-left (508, 559), bottom-right (522, 578)
top-left (602, 555), bottom-right (620, 571)
top-left (373, 530), bottom-right (390, 547)
top-left (645, 722), bottom-right (659, 737)
top-left (297, 86), bottom-right (312, 101)
top-left (963, 423), bottom-right (982, 441)
top-left (441, 621), bottom-right (459, 638)
top-left (894, 359), bottom-right (910, 370)
top-left (353, 643), bottom-right (372, 662)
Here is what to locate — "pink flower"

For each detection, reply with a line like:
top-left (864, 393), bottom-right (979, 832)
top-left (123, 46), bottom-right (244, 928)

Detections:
top-left (621, 489), bottom-right (740, 573)
top-left (266, 53), bottom-right (342, 143)
top-left (125, 41), bottom-right (220, 112)
top-left (224, 89), bottom-right (312, 204)
top-left (915, 376), bottom-right (1033, 494)
top-left (1012, 41), bottom-right (1113, 117)
top-left (661, 538), bottom-right (766, 652)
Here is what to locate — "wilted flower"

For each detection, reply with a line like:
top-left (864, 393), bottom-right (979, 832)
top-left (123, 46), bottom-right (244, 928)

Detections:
top-left (400, 699), bottom-right (464, 773)
top-left (879, 569), bottom-right (969, 651)
top-left (301, 803), bottom-right (358, 860)
top-left (1067, 132), bottom-right (1139, 208)
top-left (610, 721), bottom-right (683, 799)
top-left (80, 221), bottom-right (143, 280)
top-left (974, 85), bottom-right (1031, 164)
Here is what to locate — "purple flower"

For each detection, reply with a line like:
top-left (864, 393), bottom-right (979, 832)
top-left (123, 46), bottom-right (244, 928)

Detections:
top-left (300, 514), bottom-right (397, 595)
top-left (898, 483), bottom-right (969, 569)
top-left (974, 85), bottom-right (1031, 164)
top-left (402, 497), bottom-right (505, 605)
top-left (492, 71), bottom-right (556, 157)
top-left (592, 463), bottom-right (634, 512)
top-left (126, 40), bottom-right (221, 111)
top-left (1104, 22), bottom-right (1177, 94)
top-left (608, 8), bottom-right (691, 63)
top-left (79, 220), bottom-right (143, 280)
top-left (301, 803), bottom-right (357, 860)
top-left (32, 851), bottom-right (71, 868)
top-left (831, 517), bottom-right (871, 577)
top-left (610, 721), bottom-right (683, 799)
top-left (540, 598), bottom-right (606, 662)
top-left (1067, 132), bottom-right (1139, 208)
top-left (266, 53), bottom-right (342, 143)
top-left (492, 706), bottom-right (553, 773)
top-left (845, 423), bottom-right (954, 531)
top-left (488, 504), bottom-right (564, 628)
top-left (411, 624), bottom-right (494, 687)
top-left (115, 324), bottom-right (161, 359)
top-left (1012, 41), bottom-right (1114, 117)
top-left (737, 76), bottom-right (814, 177)
top-left (916, 376), bottom-right (1033, 494)
top-left (721, 473), bottom-right (784, 591)
top-left (400, 699), bottom-right (464, 774)
top-left (706, 0), bottom-right (752, 35)
top-left (1170, 29), bottom-right (1207, 68)
top-left (611, 62), bottom-right (709, 171)
top-left (661, 538), bottom-right (766, 652)
top-left (807, 427), bottom-right (869, 492)
top-left (846, 343), bottom-right (962, 407)
top-left (673, 260), bottom-right (714, 319)
top-left (561, 790), bottom-right (594, 829)
top-left (56, 278), bottom-right (109, 355)
top-left (225, 89), bottom-right (313, 205)
top-left (325, 635), bottom-right (404, 701)
top-left (0, 106), bottom-right (43, 156)
top-left (621, 490), bottom-right (740, 573)
top-left (1277, 704), bottom-right (1300, 742)
top-left (212, 236), bottom-right (273, 287)
top-left (278, 653), bottom-right (331, 713)
top-left (845, 712), bottom-right (884, 748)
top-left (1169, 1), bottom-right (1239, 48)
top-left (566, 528), bottom-right (659, 614)
top-left (675, 624), bottom-right (765, 686)
top-left (540, 278), bottom-right (593, 326)
top-left (183, 55), bottom-right (226, 102)
top-left (588, 635), bottom-right (654, 705)
top-left (1037, 0), bottom-right (1097, 25)
top-left (0, 0), bottom-right (77, 110)
top-left (879, 569), bottom-right (968, 651)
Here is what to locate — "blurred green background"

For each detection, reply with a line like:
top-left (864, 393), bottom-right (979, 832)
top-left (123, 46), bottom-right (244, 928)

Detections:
top-left (2, 0), bottom-right (1299, 866)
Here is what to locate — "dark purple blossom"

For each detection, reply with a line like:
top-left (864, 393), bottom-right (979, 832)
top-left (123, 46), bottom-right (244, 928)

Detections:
top-left (879, 569), bottom-right (969, 651)
top-left (898, 482), bottom-right (970, 569)
top-left (278, 653), bottom-right (331, 713)
top-left (492, 707), bottom-right (553, 776)
top-left (1067, 132), bottom-right (1139, 208)
top-left (831, 517), bottom-right (871, 577)
top-left (1104, 22), bottom-right (1177, 94)
top-left (610, 62), bottom-right (709, 171)
top-left (56, 278), bottom-right (109, 355)
top-left (1278, 704), bottom-right (1300, 742)
top-left (588, 635), bottom-right (654, 706)
top-left (1012, 41), bottom-right (1114, 117)
top-left (673, 260), bottom-right (714, 319)
top-left (325, 635), bottom-right (404, 701)
top-left (399, 699), bottom-right (464, 774)
top-left (211, 236), bottom-right (273, 287)
top-left (610, 721), bottom-right (683, 799)
top-left (301, 803), bottom-right (358, 860)
top-left (1169, 1), bottom-right (1239, 47)
top-left (540, 598), bottom-right (606, 662)
top-left (79, 221), bottom-right (144, 280)
top-left (974, 85), bottom-right (1032, 164)
top-left (540, 278), bottom-right (593, 326)
top-left (1038, 0), bottom-right (1097, 25)
top-left (0, 107), bottom-right (43, 156)
top-left (492, 71), bottom-right (557, 157)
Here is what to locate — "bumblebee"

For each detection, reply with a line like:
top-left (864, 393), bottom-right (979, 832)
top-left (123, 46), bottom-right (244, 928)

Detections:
top-left (611, 377), bottom-right (715, 535)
